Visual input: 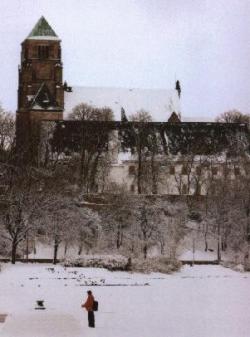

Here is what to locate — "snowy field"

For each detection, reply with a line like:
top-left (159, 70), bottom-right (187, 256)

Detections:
top-left (0, 263), bottom-right (250, 337)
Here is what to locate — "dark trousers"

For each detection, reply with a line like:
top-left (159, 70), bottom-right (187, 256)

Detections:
top-left (88, 311), bottom-right (95, 327)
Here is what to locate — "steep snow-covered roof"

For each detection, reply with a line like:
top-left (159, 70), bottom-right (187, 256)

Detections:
top-left (64, 86), bottom-right (181, 121)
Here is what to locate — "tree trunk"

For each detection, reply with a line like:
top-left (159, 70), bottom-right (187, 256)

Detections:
top-left (151, 152), bottom-right (158, 194)
top-left (116, 227), bottom-right (123, 249)
top-left (137, 149), bottom-right (142, 194)
top-left (79, 152), bottom-right (84, 186)
top-left (204, 230), bottom-right (208, 252)
top-left (89, 153), bottom-right (100, 192)
top-left (53, 240), bottom-right (59, 264)
top-left (79, 125), bottom-right (86, 188)
top-left (33, 239), bottom-right (36, 255)
top-left (11, 242), bottom-right (17, 264)
top-left (217, 236), bottom-right (221, 262)
top-left (25, 234), bottom-right (29, 261)
top-left (204, 194), bottom-right (208, 252)
top-left (64, 242), bottom-right (68, 256)
top-left (160, 241), bottom-right (165, 255)
top-left (247, 216), bottom-right (250, 243)
top-left (192, 236), bottom-right (195, 266)
top-left (116, 232), bottom-right (121, 249)
top-left (78, 242), bottom-right (83, 255)
top-left (143, 245), bottom-right (147, 259)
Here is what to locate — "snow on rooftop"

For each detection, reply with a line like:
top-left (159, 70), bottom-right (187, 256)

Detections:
top-left (64, 86), bottom-right (181, 121)
top-left (182, 116), bottom-right (214, 122)
top-left (27, 36), bottom-right (60, 41)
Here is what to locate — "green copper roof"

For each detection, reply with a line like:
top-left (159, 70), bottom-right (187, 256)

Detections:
top-left (27, 16), bottom-right (59, 40)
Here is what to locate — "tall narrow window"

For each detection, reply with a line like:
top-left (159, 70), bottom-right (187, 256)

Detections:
top-left (58, 47), bottom-right (61, 59)
top-left (182, 184), bottom-right (188, 195)
top-left (212, 167), bottom-right (218, 176)
top-left (24, 48), bottom-right (28, 59)
top-left (129, 165), bottom-right (135, 175)
top-left (234, 167), bottom-right (240, 176)
top-left (223, 166), bottom-right (230, 177)
top-left (195, 184), bottom-right (201, 195)
top-left (169, 166), bottom-right (175, 175)
top-left (196, 166), bottom-right (201, 176)
top-left (182, 165), bottom-right (188, 175)
top-left (38, 45), bottom-right (49, 59)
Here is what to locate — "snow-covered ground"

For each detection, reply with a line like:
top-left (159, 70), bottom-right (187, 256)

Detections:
top-left (22, 242), bottom-right (220, 263)
top-left (0, 263), bottom-right (249, 337)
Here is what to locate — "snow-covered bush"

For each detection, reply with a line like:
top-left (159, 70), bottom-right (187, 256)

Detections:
top-left (62, 255), bottom-right (181, 274)
top-left (132, 257), bottom-right (181, 274)
top-left (63, 255), bottom-right (129, 271)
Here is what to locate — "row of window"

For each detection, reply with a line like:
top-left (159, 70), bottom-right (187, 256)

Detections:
top-left (171, 166), bottom-right (241, 176)
top-left (24, 46), bottom-right (61, 60)
top-left (129, 184), bottom-right (201, 195)
top-left (128, 165), bottom-right (242, 176)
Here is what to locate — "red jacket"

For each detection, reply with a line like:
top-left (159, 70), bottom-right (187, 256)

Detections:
top-left (82, 294), bottom-right (94, 311)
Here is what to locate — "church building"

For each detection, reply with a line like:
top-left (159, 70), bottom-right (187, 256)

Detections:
top-left (17, 16), bottom-right (181, 125)
top-left (16, 17), bottom-right (249, 195)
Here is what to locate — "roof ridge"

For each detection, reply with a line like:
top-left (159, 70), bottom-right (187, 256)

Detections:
top-left (67, 85), bottom-right (176, 92)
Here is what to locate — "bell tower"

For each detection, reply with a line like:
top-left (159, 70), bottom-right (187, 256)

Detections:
top-left (17, 16), bottom-right (64, 120)
top-left (16, 16), bottom-right (64, 163)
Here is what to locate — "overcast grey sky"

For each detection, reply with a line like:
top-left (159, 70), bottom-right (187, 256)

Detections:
top-left (0, 0), bottom-right (249, 120)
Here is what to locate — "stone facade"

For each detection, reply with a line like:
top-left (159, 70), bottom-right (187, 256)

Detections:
top-left (17, 17), bottom-right (64, 120)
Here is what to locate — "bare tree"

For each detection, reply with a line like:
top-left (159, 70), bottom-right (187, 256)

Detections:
top-left (0, 104), bottom-right (15, 164)
top-left (76, 207), bottom-right (100, 255)
top-left (216, 109), bottom-right (250, 123)
top-left (0, 168), bottom-right (45, 264)
top-left (122, 110), bottom-right (164, 194)
top-left (68, 103), bottom-right (114, 122)
top-left (96, 190), bottom-right (134, 253)
top-left (41, 194), bottom-right (82, 264)
top-left (67, 103), bottom-right (114, 192)
top-left (136, 202), bottom-right (159, 259)
top-left (156, 202), bottom-right (188, 259)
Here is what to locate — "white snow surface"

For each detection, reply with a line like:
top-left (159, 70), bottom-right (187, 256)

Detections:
top-left (0, 264), bottom-right (250, 337)
top-left (64, 86), bottom-right (180, 121)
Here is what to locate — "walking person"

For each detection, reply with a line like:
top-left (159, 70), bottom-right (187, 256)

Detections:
top-left (81, 290), bottom-right (95, 328)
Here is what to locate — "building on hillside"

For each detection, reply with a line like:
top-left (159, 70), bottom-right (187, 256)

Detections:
top-left (40, 119), bottom-right (249, 194)
top-left (16, 17), bottom-right (250, 195)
